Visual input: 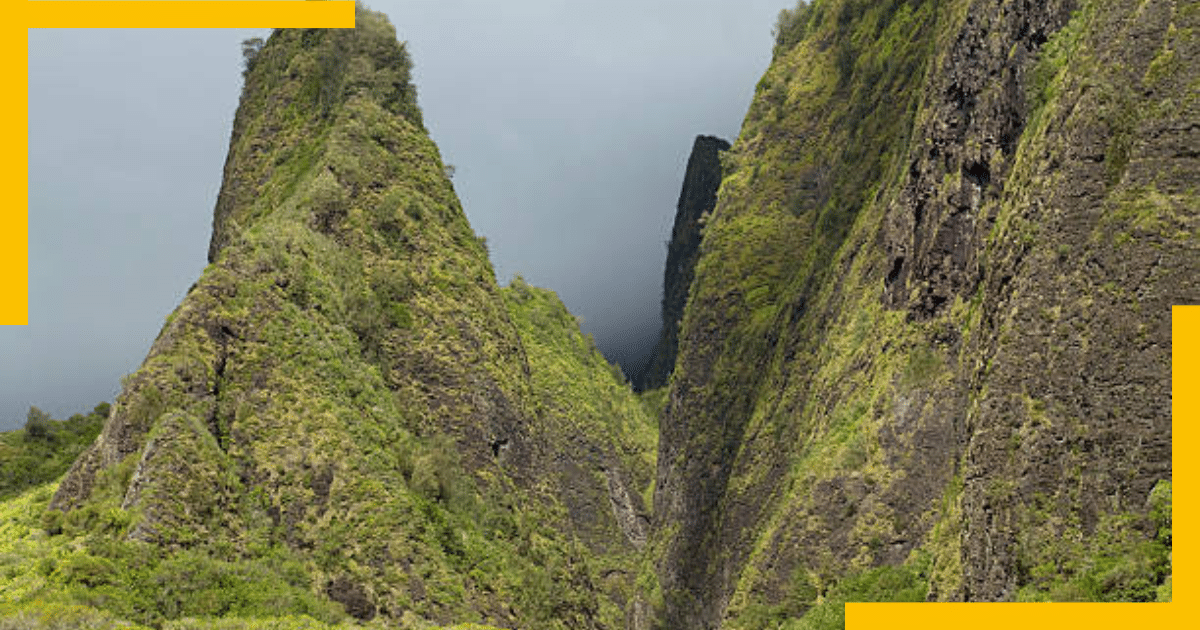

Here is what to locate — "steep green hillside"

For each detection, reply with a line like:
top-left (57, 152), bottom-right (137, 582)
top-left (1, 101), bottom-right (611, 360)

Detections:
top-left (3, 1), bottom-right (1189, 628)
top-left (651, 0), bottom-right (1190, 627)
top-left (502, 278), bottom-right (659, 625)
top-left (3, 7), bottom-right (655, 629)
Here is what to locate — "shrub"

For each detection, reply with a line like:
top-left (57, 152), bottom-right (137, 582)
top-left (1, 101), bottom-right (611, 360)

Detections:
top-left (773, 2), bottom-right (812, 55)
top-left (410, 434), bottom-right (465, 505)
top-left (241, 37), bottom-right (265, 79)
top-left (41, 509), bottom-right (63, 536)
top-left (22, 408), bottom-right (53, 443)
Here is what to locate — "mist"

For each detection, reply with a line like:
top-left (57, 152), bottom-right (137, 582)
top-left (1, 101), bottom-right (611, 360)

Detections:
top-left (3, 2), bottom-right (788, 430)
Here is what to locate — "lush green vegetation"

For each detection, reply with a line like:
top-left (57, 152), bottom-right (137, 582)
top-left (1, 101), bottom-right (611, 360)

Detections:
top-left (1, 8), bottom-right (658, 628)
top-left (0, 481), bottom-right (502, 628)
top-left (1015, 480), bottom-right (1172, 603)
top-left (772, 1), bottom-right (811, 56)
top-left (501, 278), bottom-right (659, 627)
top-left (4, 1), bottom-right (1181, 627)
top-left (0, 404), bottom-right (107, 501)
top-left (756, 559), bottom-right (929, 630)
top-left (503, 277), bottom-right (658, 504)
top-left (2, 482), bottom-right (344, 625)
top-left (659, 0), bottom-right (1181, 626)
top-left (0, 278), bottom-right (656, 628)
top-left (664, 1), bottom-right (947, 623)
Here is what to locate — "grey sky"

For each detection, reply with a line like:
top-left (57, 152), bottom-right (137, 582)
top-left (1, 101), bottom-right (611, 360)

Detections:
top-left (4, 1), bottom-right (787, 430)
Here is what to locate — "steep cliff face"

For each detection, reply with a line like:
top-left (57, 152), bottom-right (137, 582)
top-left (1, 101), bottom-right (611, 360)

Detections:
top-left (502, 279), bottom-right (659, 625)
top-left (652, 0), bottom-right (1191, 627)
top-left (635, 135), bottom-right (730, 392)
top-left (36, 10), bottom-right (653, 628)
top-left (5, 1), bottom-right (1191, 627)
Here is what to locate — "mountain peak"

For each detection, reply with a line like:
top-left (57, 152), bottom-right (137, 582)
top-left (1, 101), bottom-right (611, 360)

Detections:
top-left (209, 6), bottom-right (423, 264)
top-left (40, 17), bottom-right (655, 627)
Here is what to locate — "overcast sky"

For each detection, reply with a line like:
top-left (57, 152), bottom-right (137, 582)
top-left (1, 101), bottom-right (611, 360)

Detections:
top-left (4, 1), bottom-right (788, 430)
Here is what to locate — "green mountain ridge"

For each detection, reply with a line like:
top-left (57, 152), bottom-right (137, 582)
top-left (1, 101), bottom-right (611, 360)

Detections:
top-left (2, 0), bottom-right (1192, 628)
top-left (651, 0), bottom-right (1189, 627)
top-left (4, 7), bottom-right (654, 629)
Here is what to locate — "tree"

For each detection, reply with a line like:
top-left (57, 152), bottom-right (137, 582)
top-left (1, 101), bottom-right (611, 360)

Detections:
top-left (23, 406), bottom-right (53, 442)
top-left (241, 37), bottom-right (265, 78)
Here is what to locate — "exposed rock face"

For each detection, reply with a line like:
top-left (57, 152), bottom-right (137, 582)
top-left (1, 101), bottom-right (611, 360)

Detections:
top-left (635, 135), bottom-right (730, 392)
top-left (882, 0), bottom-right (1074, 319)
top-left (651, 0), bottom-right (1191, 627)
top-left (945, 0), bottom-right (1191, 601)
top-left (23, 1), bottom-right (1192, 627)
top-left (502, 278), bottom-right (658, 616)
top-left (48, 11), bottom-right (655, 628)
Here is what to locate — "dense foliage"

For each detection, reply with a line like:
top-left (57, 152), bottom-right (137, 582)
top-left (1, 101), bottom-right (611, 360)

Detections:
top-left (2, 0), bottom-right (1186, 627)
top-left (0, 404), bottom-right (107, 501)
top-left (654, 0), bottom-right (1185, 626)
top-left (0, 487), bottom-right (503, 628)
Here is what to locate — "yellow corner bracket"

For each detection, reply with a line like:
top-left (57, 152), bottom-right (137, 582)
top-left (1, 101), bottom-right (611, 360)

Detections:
top-left (4, 1), bottom-right (354, 325)
top-left (7, 5), bottom-right (1190, 630)
top-left (850, 306), bottom-right (1191, 627)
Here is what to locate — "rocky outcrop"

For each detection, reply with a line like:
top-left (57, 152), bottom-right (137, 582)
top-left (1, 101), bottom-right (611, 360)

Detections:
top-left (635, 135), bottom-right (729, 392)
top-left (47, 10), bottom-right (655, 628)
top-left (22, 1), bottom-right (1192, 627)
top-left (651, 0), bottom-right (1191, 627)
top-left (945, 0), bottom-right (1191, 600)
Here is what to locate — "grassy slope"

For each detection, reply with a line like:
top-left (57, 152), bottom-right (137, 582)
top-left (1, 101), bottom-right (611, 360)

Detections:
top-left (653, 1), bottom-right (945, 625)
top-left (503, 277), bottom-right (657, 510)
top-left (501, 278), bottom-right (659, 627)
top-left (655, 0), bottom-right (1187, 627)
top-left (4, 9), bottom-right (654, 629)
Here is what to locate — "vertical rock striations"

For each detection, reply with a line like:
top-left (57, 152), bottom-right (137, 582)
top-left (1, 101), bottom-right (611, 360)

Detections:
top-left (635, 135), bottom-right (730, 392)
top-left (651, 0), bottom-right (1191, 627)
top-left (14, 1), bottom-right (1193, 627)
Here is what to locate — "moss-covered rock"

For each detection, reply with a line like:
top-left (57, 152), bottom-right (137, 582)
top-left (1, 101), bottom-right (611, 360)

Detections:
top-left (652, 0), bottom-right (1189, 627)
top-left (19, 7), bottom-right (655, 629)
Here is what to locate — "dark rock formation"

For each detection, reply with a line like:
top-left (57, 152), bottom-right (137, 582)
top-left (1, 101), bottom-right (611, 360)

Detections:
top-left (649, 0), bottom-right (1190, 627)
top-left (634, 135), bottom-right (729, 392)
top-left (10, 1), bottom-right (1191, 628)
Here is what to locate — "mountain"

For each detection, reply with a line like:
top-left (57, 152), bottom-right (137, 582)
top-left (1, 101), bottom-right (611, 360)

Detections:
top-left (648, 0), bottom-right (1189, 627)
top-left (634, 135), bottom-right (730, 392)
top-left (2, 7), bottom-right (655, 628)
top-left (1, 0), bottom-right (1192, 628)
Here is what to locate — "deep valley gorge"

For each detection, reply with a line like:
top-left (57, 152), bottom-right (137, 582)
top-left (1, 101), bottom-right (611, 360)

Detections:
top-left (1, 1), bottom-right (1193, 628)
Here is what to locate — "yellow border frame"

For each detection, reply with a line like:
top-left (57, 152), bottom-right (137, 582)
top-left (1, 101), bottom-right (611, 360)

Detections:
top-left (849, 306), bottom-right (1191, 626)
top-left (9, 3), bottom-right (1188, 630)
top-left (4, 1), bottom-right (353, 325)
